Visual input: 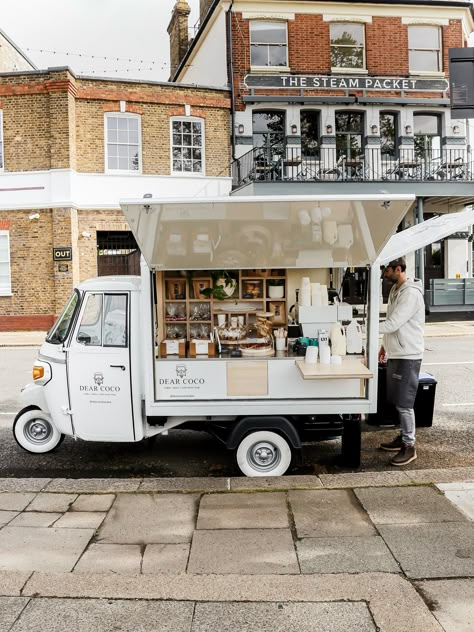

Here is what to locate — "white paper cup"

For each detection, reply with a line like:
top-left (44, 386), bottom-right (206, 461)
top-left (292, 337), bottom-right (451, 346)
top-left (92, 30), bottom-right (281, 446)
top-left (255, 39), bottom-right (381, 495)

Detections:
top-left (305, 346), bottom-right (318, 364)
top-left (331, 354), bottom-right (342, 365)
top-left (275, 337), bottom-right (286, 351)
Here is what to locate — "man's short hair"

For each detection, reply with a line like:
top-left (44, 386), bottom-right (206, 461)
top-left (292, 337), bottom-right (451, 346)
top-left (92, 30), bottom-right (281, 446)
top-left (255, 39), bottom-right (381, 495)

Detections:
top-left (386, 257), bottom-right (406, 272)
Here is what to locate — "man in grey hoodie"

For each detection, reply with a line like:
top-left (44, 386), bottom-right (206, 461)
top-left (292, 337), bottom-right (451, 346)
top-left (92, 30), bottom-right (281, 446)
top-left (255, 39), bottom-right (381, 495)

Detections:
top-left (378, 257), bottom-right (425, 466)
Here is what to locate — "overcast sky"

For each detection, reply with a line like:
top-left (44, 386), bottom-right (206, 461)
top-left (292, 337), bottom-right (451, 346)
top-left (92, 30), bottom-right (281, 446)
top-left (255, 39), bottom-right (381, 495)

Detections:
top-left (1, 0), bottom-right (200, 82)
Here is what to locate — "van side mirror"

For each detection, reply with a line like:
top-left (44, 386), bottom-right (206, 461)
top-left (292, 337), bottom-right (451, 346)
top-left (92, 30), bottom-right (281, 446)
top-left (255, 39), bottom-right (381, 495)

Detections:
top-left (77, 332), bottom-right (91, 345)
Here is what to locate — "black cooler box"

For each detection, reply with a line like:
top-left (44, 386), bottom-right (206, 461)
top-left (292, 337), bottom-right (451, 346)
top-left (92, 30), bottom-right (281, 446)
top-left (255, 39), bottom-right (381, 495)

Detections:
top-left (368, 364), bottom-right (437, 428)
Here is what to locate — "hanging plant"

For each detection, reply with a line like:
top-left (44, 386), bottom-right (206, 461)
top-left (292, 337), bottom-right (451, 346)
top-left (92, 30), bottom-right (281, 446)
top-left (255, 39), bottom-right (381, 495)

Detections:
top-left (201, 271), bottom-right (237, 301)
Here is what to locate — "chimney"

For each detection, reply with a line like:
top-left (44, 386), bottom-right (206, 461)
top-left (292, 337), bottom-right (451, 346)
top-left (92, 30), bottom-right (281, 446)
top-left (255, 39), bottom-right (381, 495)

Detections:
top-left (167, 0), bottom-right (191, 78)
top-left (199, 0), bottom-right (214, 21)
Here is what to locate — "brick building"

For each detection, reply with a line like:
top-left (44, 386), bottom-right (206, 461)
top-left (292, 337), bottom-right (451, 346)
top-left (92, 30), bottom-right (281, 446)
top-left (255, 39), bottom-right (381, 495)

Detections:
top-left (0, 67), bottom-right (231, 330)
top-left (171, 0), bottom-right (474, 307)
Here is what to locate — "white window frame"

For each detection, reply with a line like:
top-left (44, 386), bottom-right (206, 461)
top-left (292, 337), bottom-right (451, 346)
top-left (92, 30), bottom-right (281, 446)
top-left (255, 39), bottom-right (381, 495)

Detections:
top-left (0, 110), bottom-right (4, 171)
top-left (330, 23), bottom-right (366, 72)
top-left (250, 20), bottom-right (289, 70)
top-left (170, 117), bottom-right (205, 176)
top-left (0, 231), bottom-right (12, 296)
top-left (104, 112), bottom-right (142, 174)
top-left (408, 25), bottom-right (442, 75)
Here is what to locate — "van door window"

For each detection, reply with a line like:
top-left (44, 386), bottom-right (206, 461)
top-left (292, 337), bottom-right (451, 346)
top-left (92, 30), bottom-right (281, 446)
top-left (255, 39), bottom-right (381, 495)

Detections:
top-left (77, 294), bottom-right (103, 346)
top-left (104, 294), bottom-right (128, 347)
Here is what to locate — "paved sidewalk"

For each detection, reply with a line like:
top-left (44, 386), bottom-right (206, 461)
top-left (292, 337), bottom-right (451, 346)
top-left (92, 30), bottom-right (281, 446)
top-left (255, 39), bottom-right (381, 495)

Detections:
top-left (0, 471), bottom-right (473, 631)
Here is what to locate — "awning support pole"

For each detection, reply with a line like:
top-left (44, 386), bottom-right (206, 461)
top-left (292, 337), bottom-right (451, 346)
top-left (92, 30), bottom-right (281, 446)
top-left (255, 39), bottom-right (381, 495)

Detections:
top-left (415, 197), bottom-right (425, 287)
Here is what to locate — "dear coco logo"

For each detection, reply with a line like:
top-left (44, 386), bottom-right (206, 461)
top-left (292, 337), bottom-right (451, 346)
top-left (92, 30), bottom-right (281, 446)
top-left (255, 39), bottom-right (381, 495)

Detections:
top-left (79, 372), bottom-right (121, 393)
top-left (159, 364), bottom-right (205, 386)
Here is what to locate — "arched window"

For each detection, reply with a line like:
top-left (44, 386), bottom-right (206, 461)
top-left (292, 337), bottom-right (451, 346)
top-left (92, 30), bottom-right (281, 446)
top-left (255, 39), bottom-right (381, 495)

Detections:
top-left (335, 111), bottom-right (364, 159)
top-left (380, 112), bottom-right (399, 158)
top-left (252, 111), bottom-right (286, 153)
top-left (300, 111), bottom-right (320, 158)
top-left (414, 113), bottom-right (441, 158)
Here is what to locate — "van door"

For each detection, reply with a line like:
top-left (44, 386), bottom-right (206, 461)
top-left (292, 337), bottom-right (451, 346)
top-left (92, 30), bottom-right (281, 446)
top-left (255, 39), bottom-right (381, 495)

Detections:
top-left (67, 292), bottom-right (135, 441)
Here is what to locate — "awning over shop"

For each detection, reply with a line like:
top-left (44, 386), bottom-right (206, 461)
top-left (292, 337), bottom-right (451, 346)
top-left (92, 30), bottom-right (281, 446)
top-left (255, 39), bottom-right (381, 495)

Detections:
top-left (377, 208), bottom-right (474, 265)
top-left (120, 194), bottom-right (414, 271)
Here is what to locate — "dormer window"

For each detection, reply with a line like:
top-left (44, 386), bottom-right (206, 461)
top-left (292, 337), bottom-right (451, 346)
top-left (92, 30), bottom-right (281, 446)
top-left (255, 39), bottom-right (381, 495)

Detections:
top-left (330, 23), bottom-right (366, 70)
top-left (250, 21), bottom-right (288, 68)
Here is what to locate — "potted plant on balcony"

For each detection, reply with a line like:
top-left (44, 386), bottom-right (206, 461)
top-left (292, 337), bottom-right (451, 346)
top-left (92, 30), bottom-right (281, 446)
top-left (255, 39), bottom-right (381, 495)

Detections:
top-left (267, 278), bottom-right (285, 299)
top-left (201, 271), bottom-right (238, 301)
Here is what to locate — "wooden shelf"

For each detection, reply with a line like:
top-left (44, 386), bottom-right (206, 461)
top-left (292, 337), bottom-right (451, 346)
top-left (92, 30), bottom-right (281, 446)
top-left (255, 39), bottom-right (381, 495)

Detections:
top-left (295, 359), bottom-right (373, 380)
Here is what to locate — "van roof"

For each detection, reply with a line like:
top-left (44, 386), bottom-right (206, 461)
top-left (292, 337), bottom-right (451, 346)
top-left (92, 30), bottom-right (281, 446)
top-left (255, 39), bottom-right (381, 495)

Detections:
top-left (78, 276), bottom-right (141, 292)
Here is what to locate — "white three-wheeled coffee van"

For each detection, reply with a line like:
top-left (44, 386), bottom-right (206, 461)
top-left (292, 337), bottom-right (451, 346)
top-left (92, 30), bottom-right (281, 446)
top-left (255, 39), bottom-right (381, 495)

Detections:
top-left (14, 195), bottom-right (474, 476)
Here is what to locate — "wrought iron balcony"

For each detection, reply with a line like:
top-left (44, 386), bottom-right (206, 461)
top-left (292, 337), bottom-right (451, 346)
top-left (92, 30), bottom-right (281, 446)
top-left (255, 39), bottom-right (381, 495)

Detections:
top-left (231, 145), bottom-right (474, 190)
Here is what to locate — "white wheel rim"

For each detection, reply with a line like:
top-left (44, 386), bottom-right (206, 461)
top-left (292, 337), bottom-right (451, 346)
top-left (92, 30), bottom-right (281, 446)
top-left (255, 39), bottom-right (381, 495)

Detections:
top-left (23, 418), bottom-right (53, 445)
top-left (247, 440), bottom-right (281, 473)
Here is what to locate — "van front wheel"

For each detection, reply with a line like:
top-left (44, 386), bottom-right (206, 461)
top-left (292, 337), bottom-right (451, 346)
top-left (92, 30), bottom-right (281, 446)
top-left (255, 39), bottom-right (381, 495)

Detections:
top-left (13, 409), bottom-right (63, 454)
top-left (236, 431), bottom-right (292, 477)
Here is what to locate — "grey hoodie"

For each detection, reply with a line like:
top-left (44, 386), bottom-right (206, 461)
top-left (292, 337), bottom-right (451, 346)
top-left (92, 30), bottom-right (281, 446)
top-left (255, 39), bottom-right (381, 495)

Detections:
top-left (379, 278), bottom-right (425, 360)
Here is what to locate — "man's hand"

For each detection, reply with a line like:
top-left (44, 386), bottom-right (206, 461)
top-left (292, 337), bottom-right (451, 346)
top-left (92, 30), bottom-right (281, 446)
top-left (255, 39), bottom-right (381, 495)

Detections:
top-left (378, 345), bottom-right (386, 364)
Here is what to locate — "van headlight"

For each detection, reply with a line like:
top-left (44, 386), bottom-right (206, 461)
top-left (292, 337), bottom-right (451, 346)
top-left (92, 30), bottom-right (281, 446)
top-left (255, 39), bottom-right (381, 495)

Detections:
top-left (32, 361), bottom-right (52, 385)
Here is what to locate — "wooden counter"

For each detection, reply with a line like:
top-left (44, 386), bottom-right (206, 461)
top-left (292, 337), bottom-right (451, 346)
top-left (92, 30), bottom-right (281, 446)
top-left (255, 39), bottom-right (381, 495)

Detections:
top-left (295, 358), bottom-right (373, 380)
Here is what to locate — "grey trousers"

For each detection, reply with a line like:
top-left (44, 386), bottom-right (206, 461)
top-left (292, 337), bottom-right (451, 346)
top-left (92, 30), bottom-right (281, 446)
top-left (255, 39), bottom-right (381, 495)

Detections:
top-left (396, 406), bottom-right (416, 447)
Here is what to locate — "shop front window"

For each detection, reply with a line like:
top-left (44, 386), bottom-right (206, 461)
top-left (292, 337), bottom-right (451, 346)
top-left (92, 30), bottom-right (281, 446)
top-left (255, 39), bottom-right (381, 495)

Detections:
top-left (300, 111), bottom-right (320, 158)
top-left (330, 23), bottom-right (365, 69)
top-left (252, 111), bottom-right (286, 156)
top-left (335, 111), bottom-right (364, 160)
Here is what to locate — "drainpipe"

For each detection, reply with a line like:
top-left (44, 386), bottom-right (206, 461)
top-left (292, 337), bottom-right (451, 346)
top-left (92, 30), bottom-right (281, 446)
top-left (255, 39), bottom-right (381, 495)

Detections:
top-left (415, 197), bottom-right (425, 289)
top-left (226, 0), bottom-right (236, 160)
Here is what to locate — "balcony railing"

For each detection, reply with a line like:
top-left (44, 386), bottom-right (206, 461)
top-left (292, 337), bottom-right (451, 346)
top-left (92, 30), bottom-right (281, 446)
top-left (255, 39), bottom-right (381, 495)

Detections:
top-left (231, 145), bottom-right (474, 189)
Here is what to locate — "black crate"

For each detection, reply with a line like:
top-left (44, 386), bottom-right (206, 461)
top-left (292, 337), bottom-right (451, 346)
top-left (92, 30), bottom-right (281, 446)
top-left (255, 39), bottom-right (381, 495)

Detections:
top-left (368, 365), bottom-right (437, 428)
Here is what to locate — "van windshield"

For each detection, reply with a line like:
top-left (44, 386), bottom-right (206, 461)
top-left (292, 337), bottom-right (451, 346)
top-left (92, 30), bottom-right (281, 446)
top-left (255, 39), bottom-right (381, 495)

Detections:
top-left (46, 290), bottom-right (80, 344)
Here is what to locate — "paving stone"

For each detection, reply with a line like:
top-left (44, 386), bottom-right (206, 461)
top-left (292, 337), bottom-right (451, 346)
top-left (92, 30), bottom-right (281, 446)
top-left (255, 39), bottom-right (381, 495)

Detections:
top-left (0, 511), bottom-right (18, 527)
top-left (139, 478), bottom-right (228, 492)
top-left (437, 482), bottom-right (474, 492)
top-left (0, 479), bottom-right (50, 493)
top-left (142, 543), bottom-right (190, 574)
top-left (230, 475), bottom-right (323, 491)
top-left (9, 512), bottom-right (62, 528)
top-left (406, 468), bottom-right (474, 484)
top-left (197, 492), bottom-right (289, 529)
top-left (0, 526), bottom-right (94, 572)
top-left (26, 493), bottom-right (77, 513)
top-left (297, 536), bottom-right (400, 574)
top-left (8, 598), bottom-right (194, 631)
top-left (0, 493), bottom-right (36, 512)
top-left (319, 471), bottom-right (411, 488)
top-left (416, 579), bottom-right (474, 632)
top-left (44, 479), bottom-right (141, 493)
top-left (379, 522), bottom-right (474, 579)
top-left (355, 486), bottom-right (468, 525)
top-left (192, 601), bottom-right (376, 631)
top-left (97, 493), bottom-right (198, 544)
top-left (54, 512), bottom-right (107, 529)
top-left (0, 596), bottom-right (30, 630)
top-left (188, 529), bottom-right (299, 575)
top-left (73, 544), bottom-right (142, 574)
top-left (289, 490), bottom-right (376, 538)
top-left (70, 494), bottom-right (116, 512)
top-left (442, 490), bottom-right (474, 521)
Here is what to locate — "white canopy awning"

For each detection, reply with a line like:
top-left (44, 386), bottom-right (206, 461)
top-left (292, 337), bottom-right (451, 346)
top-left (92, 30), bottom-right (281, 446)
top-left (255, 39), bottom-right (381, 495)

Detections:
top-left (120, 194), bottom-right (415, 270)
top-left (377, 208), bottom-right (474, 266)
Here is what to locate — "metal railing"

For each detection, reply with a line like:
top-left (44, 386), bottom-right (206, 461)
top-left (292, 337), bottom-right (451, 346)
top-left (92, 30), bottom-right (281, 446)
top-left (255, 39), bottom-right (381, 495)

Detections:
top-left (231, 145), bottom-right (474, 188)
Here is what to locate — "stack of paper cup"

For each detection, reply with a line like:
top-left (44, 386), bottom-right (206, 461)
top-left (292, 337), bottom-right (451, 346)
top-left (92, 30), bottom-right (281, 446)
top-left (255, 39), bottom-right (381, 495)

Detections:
top-left (320, 284), bottom-right (329, 306)
top-left (300, 277), bottom-right (311, 306)
top-left (311, 283), bottom-right (321, 306)
top-left (305, 346), bottom-right (318, 364)
top-left (319, 343), bottom-right (331, 364)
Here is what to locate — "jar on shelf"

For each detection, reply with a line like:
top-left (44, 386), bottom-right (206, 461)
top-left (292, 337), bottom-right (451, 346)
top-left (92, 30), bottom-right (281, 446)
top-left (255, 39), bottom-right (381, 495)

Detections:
top-left (239, 312), bottom-right (274, 356)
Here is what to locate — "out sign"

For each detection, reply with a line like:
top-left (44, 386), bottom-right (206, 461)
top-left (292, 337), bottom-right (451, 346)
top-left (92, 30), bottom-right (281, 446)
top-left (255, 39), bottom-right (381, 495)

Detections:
top-left (53, 247), bottom-right (72, 261)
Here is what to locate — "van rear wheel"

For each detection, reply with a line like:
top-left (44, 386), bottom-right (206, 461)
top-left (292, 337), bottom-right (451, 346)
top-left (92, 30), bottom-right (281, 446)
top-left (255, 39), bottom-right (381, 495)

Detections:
top-left (13, 409), bottom-right (64, 454)
top-left (236, 431), bottom-right (292, 477)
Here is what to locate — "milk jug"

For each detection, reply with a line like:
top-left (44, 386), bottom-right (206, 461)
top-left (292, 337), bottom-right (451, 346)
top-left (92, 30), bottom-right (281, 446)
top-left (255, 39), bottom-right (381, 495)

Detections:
top-left (345, 320), bottom-right (363, 354)
top-left (330, 322), bottom-right (346, 356)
